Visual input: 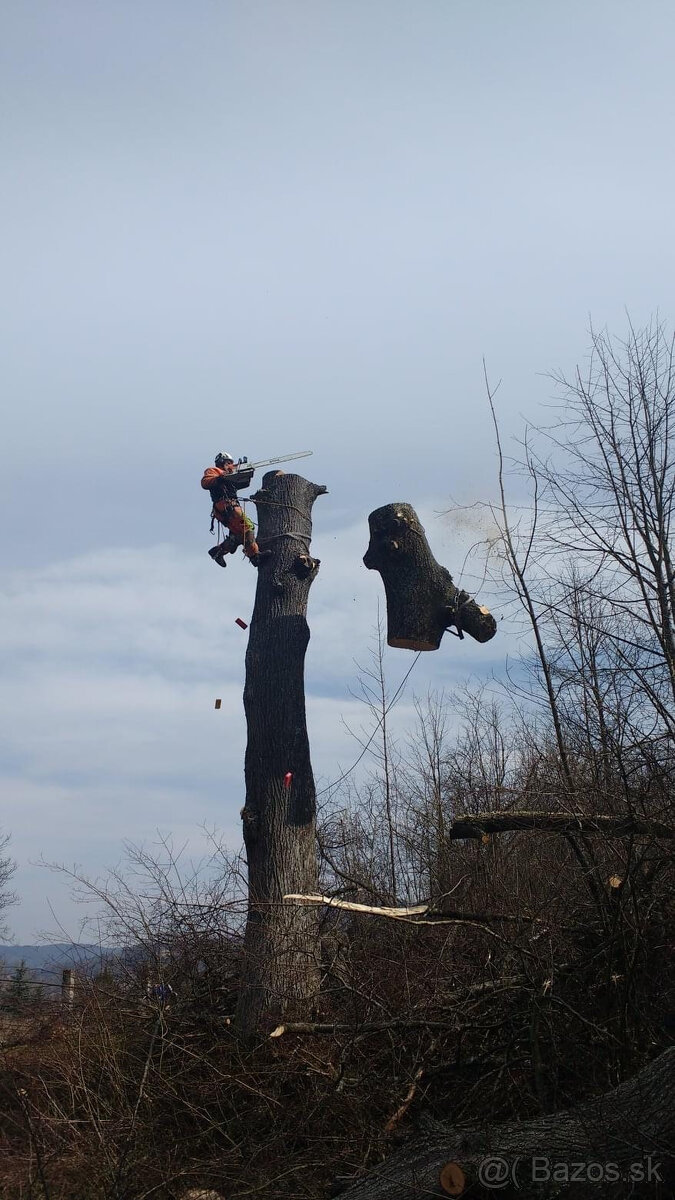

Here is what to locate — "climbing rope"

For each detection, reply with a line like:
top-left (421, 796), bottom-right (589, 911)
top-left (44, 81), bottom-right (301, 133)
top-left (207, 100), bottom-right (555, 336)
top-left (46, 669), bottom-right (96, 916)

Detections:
top-left (252, 496), bottom-right (312, 524)
top-left (258, 531), bottom-right (311, 550)
top-left (249, 494), bottom-right (312, 554)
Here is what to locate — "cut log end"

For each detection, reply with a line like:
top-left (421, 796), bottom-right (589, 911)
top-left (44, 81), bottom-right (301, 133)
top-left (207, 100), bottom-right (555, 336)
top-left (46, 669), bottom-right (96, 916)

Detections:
top-left (388, 637), bottom-right (438, 651)
top-left (439, 1161), bottom-right (467, 1196)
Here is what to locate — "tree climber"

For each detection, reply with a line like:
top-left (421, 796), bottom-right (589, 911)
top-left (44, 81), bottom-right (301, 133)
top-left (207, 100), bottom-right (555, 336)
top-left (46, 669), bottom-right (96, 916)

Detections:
top-left (201, 452), bottom-right (270, 567)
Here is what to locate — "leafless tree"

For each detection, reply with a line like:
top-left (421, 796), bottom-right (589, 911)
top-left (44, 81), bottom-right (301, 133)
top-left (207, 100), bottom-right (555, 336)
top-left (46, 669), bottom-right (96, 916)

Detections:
top-left (0, 830), bottom-right (17, 940)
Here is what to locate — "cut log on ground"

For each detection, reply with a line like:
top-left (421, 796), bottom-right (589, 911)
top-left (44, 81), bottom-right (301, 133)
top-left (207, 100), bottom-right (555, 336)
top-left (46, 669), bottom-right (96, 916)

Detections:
top-left (334, 1047), bottom-right (675, 1198)
top-left (235, 471), bottom-right (326, 1038)
top-left (363, 503), bottom-right (497, 650)
top-left (448, 812), bottom-right (675, 841)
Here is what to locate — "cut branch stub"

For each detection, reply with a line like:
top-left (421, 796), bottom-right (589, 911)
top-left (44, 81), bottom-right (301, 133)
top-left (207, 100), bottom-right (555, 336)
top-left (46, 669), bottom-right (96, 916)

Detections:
top-left (363, 503), bottom-right (496, 651)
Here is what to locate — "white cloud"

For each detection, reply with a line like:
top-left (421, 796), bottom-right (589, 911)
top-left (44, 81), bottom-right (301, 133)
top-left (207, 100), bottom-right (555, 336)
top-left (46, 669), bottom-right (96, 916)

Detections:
top-left (0, 504), bottom-right (516, 940)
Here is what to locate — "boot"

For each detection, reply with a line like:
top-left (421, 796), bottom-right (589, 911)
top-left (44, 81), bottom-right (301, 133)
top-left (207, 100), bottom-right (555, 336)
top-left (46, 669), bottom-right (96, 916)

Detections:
top-left (243, 534), bottom-right (270, 567)
top-left (208, 545), bottom-right (227, 568)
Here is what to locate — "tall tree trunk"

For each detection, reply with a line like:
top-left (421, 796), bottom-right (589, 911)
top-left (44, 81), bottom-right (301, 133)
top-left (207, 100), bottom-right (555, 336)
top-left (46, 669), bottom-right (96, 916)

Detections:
top-left (235, 471), bottom-right (326, 1038)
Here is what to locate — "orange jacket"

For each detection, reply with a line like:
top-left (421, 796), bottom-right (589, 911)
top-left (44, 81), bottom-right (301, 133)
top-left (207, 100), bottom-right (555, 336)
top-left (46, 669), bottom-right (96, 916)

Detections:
top-left (201, 465), bottom-right (235, 491)
top-left (202, 464), bottom-right (241, 520)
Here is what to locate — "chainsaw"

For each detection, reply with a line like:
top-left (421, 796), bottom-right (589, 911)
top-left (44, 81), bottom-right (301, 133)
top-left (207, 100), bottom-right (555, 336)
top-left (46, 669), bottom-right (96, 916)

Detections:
top-left (229, 450), bottom-right (313, 489)
top-left (235, 450), bottom-right (313, 473)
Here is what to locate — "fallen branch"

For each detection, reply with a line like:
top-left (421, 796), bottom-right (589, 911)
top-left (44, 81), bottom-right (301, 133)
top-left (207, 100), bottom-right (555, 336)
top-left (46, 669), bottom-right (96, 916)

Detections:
top-left (285, 893), bottom-right (431, 920)
top-left (270, 965), bottom-right (576, 1039)
top-left (448, 812), bottom-right (675, 840)
top-left (384, 1066), bottom-right (425, 1133)
top-left (271, 1020), bottom-right (460, 1038)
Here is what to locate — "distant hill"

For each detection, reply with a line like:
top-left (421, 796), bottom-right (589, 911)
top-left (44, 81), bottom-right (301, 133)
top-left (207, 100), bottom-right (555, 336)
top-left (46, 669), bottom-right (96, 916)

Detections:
top-left (0, 944), bottom-right (115, 982)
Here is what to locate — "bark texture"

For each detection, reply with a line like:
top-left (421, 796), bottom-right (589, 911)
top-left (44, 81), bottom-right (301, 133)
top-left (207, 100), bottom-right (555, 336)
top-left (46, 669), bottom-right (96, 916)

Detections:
top-left (235, 472), bottom-right (326, 1038)
top-left (363, 503), bottom-right (497, 651)
top-left (335, 1048), bottom-right (675, 1198)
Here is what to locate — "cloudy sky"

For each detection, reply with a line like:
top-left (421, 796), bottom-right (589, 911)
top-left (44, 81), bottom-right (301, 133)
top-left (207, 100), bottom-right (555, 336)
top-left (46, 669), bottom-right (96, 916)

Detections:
top-left (3, 0), bottom-right (675, 942)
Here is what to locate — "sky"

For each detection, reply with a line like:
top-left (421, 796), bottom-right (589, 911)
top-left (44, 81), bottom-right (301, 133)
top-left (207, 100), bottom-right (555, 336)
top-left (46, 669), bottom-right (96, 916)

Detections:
top-left (2, 0), bottom-right (675, 942)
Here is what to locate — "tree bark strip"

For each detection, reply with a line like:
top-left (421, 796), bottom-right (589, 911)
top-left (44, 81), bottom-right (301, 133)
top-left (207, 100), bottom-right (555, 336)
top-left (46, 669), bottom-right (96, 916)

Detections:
top-left (285, 892), bottom-right (543, 924)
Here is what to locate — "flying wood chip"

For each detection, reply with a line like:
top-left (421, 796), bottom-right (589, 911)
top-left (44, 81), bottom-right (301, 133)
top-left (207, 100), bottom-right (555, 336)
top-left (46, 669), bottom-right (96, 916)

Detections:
top-left (235, 617), bottom-right (248, 630)
top-left (214, 699), bottom-right (222, 710)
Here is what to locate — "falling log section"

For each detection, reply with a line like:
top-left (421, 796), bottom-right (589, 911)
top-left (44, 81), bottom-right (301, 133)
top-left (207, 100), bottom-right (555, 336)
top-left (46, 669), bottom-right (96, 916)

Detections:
top-left (363, 503), bottom-right (497, 650)
top-left (235, 471), bottom-right (326, 1038)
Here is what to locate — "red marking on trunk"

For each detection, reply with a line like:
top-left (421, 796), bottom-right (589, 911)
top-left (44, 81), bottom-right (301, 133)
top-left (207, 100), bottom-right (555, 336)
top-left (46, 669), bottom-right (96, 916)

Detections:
top-left (283, 772), bottom-right (293, 789)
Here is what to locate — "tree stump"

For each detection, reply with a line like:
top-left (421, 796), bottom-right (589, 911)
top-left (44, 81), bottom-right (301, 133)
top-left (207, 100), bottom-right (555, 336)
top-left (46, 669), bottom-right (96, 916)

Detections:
top-left (235, 471), bottom-right (326, 1038)
top-left (363, 503), bottom-right (497, 651)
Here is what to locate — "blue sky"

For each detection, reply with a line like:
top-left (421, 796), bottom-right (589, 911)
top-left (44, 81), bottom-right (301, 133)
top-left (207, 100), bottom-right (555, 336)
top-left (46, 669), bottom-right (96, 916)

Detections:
top-left (2, 0), bottom-right (675, 940)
